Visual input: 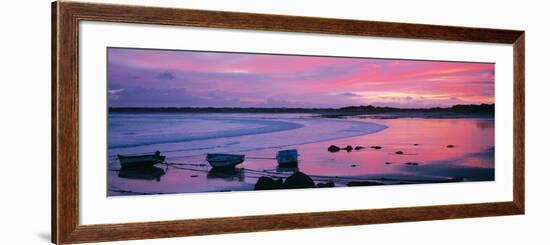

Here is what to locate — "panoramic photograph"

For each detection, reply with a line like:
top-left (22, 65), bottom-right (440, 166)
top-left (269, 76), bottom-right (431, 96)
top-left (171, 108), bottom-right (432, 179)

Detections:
top-left (107, 47), bottom-right (495, 196)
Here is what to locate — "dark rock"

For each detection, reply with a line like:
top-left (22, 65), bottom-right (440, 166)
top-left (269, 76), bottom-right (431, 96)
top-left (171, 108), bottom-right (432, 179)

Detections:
top-left (370, 146), bottom-right (382, 150)
top-left (354, 146), bottom-right (365, 150)
top-left (284, 171), bottom-right (315, 189)
top-left (447, 144), bottom-right (455, 148)
top-left (395, 151), bottom-right (404, 155)
top-left (350, 164), bottom-right (357, 167)
top-left (347, 181), bottom-right (384, 187)
top-left (344, 145), bottom-right (353, 152)
top-left (445, 177), bottom-right (464, 182)
top-left (385, 162), bottom-right (392, 165)
top-left (254, 176), bottom-right (284, 190)
top-left (328, 145), bottom-right (341, 152)
top-left (190, 175), bottom-right (198, 178)
top-left (413, 144), bottom-right (419, 146)
top-left (317, 181), bottom-right (335, 188)
top-left (404, 162), bottom-right (419, 166)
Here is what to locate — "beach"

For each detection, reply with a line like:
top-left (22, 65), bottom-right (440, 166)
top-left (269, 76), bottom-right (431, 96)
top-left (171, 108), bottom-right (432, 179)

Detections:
top-left (107, 112), bottom-right (495, 196)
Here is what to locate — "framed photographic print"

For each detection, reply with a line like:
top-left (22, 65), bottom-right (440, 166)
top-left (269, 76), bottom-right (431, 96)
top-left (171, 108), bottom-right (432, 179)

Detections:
top-left (52, 1), bottom-right (525, 244)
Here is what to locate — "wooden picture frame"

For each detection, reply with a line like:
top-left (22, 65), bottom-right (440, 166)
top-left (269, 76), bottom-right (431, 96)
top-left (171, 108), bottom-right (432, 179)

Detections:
top-left (52, 1), bottom-right (525, 244)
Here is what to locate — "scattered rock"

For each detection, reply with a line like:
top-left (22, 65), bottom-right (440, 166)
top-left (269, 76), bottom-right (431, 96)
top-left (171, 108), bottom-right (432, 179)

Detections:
top-left (354, 146), bottom-right (365, 150)
top-left (317, 182), bottom-right (335, 188)
top-left (284, 171), bottom-right (315, 189)
top-left (447, 144), bottom-right (455, 148)
top-left (254, 176), bottom-right (284, 190)
top-left (347, 181), bottom-right (384, 187)
top-left (328, 145), bottom-right (341, 152)
top-left (395, 151), bottom-right (404, 155)
top-left (370, 146), bottom-right (382, 150)
top-left (445, 177), bottom-right (465, 182)
top-left (344, 145), bottom-right (353, 152)
top-left (404, 162), bottom-right (419, 166)
top-left (254, 172), bottom-right (335, 190)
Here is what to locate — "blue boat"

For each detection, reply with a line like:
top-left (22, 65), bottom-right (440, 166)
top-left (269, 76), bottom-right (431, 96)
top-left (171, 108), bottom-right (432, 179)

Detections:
top-left (276, 149), bottom-right (298, 166)
top-left (206, 153), bottom-right (245, 168)
top-left (117, 151), bottom-right (165, 169)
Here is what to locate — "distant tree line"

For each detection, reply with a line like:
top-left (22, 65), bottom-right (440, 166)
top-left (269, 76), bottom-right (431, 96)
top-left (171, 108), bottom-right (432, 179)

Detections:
top-left (109, 103), bottom-right (494, 115)
top-left (339, 103), bottom-right (494, 114)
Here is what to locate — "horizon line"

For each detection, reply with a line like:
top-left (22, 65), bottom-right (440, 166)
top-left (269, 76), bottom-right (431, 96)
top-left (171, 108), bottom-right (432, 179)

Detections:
top-left (108, 103), bottom-right (494, 110)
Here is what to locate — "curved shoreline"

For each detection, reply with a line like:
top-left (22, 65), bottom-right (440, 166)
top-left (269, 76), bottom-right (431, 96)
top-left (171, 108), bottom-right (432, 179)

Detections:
top-left (222, 118), bottom-right (387, 155)
top-left (108, 114), bottom-right (388, 156)
top-left (109, 117), bottom-right (304, 149)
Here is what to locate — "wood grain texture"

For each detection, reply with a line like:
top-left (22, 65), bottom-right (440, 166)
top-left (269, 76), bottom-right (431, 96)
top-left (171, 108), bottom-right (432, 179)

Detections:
top-left (51, 1), bottom-right (525, 244)
top-left (513, 33), bottom-right (525, 213)
top-left (51, 2), bottom-right (58, 243)
top-left (53, 1), bottom-right (80, 244)
top-left (61, 1), bottom-right (522, 43)
top-left (64, 202), bottom-right (521, 244)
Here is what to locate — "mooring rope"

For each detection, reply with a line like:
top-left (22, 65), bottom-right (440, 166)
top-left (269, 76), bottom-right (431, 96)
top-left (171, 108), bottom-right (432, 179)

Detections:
top-left (158, 162), bottom-right (429, 183)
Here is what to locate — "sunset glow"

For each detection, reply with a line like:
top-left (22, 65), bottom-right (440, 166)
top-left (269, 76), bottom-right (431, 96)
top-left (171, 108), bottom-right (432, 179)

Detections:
top-left (108, 48), bottom-right (495, 108)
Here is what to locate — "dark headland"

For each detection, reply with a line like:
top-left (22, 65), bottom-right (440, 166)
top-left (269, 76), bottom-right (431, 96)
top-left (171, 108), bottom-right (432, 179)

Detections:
top-left (109, 104), bottom-right (494, 118)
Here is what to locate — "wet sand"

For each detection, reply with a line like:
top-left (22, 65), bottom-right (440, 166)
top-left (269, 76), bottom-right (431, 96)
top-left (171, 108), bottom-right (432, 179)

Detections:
top-left (108, 115), bottom-right (494, 196)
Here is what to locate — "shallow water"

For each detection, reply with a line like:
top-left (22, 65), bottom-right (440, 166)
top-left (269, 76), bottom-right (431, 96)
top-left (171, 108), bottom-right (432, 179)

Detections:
top-left (107, 113), bottom-right (494, 196)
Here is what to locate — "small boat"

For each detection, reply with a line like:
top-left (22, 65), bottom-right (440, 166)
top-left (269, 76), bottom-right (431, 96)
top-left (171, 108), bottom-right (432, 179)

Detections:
top-left (118, 151), bottom-right (165, 169)
top-left (206, 153), bottom-right (245, 168)
top-left (276, 149), bottom-right (298, 166)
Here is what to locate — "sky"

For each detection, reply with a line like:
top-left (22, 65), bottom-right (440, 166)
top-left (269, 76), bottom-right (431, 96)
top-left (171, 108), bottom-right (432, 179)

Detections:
top-left (107, 48), bottom-right (495, 108)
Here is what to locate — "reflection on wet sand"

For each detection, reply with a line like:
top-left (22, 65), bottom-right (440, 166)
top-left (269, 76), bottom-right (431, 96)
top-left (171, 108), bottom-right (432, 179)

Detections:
top-left (118, 166), bottom-right (166, 181)
top-left (399, 147), bottom-right (495, 181)
top-left (276, 165), bottom-right (299, 173)
top-left (108, 117), bottom-right (495, 196)
top-left (207, 167), bottom-right (245, 182)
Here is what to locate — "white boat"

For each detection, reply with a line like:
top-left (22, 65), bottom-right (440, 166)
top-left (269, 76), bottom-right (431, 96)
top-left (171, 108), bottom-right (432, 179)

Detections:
top-left (117, 151), bottom-right (166, 169)
top-left (276, 149), bottom-right (298, 166)
top-left (206, 153), bottom-right (245, 168)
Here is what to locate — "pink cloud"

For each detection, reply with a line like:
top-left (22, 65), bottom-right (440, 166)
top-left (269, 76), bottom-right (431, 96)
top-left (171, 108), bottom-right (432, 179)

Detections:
top-left (108, 48), bottom-right (494, 108)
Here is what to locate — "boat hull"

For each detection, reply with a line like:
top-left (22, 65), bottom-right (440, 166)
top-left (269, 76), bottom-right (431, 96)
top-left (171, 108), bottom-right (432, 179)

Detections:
top-left (118, 154), bottom-right (166, 169)
top-left (276, 149), bottom-right (298, 166)
top-left (206, 154), bottom-right (245, 168)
